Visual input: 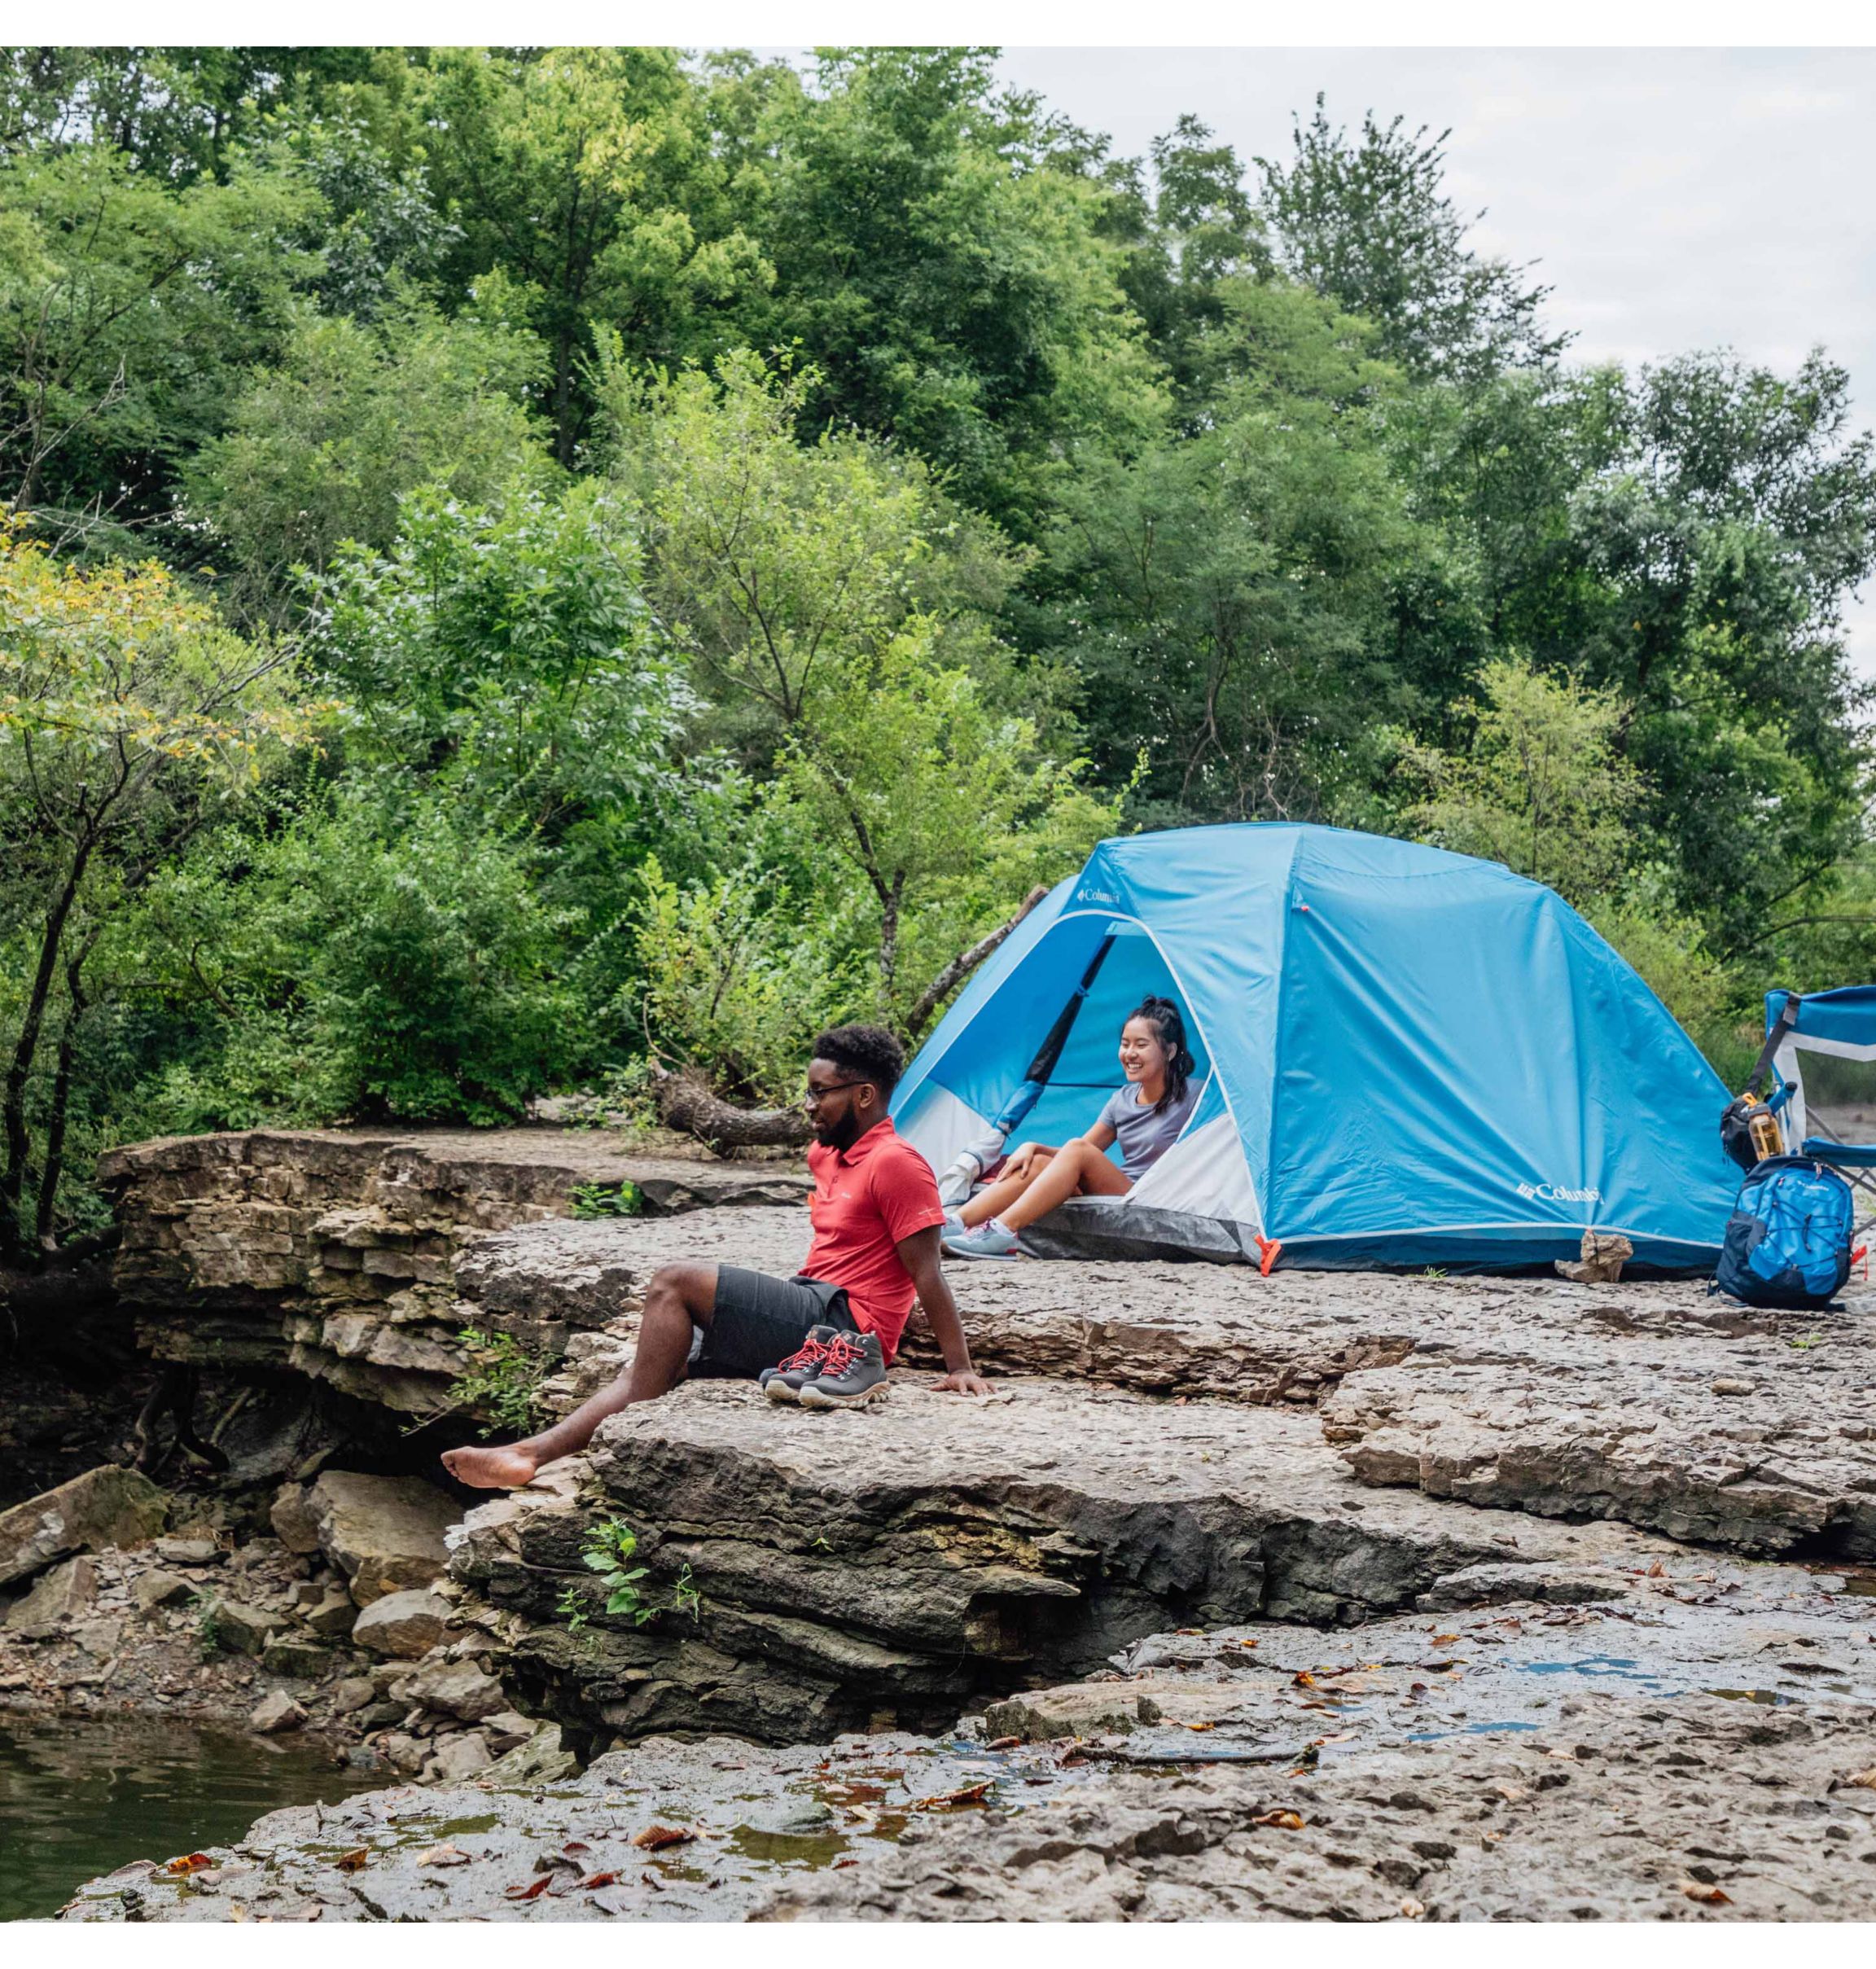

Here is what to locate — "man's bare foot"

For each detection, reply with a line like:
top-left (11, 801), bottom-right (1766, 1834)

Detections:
top-left (441, 1443), bottom-right (541, 1490)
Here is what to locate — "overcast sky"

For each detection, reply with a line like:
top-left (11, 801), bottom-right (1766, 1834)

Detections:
top-left (993, 48), bottom-right (1876, 670)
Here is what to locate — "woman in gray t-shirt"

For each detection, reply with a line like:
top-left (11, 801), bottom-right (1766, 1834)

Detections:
top-left (941, 997), bottom-right (1201, 1259)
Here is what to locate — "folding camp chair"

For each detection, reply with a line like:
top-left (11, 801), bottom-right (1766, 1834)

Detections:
top-left (1747, 988), bottom-right (1876, 1250)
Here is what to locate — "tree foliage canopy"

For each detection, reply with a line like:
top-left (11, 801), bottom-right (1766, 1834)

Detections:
top-left (1, 43), bottom-right (1874, 1243)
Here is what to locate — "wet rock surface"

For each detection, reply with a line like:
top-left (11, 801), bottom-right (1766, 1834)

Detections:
top-left (60, 1564), bottom-right (1876, 1922)
top-left (55, 1730), bottom-right (1097, 1923)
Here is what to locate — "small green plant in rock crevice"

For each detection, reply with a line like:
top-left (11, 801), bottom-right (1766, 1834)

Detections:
top-left (192, 1592), bottom-right (229, 1660)
top-left (445, 1328), bottom-right (549, 1438)
top-left (572, 1179), bottom-right (642, 1220)
top-left (558, 1518), bottom-right (704, 1634)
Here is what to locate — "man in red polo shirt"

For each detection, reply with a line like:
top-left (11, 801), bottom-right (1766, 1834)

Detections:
top-left (443, 1024), bottom-right (991, 1489)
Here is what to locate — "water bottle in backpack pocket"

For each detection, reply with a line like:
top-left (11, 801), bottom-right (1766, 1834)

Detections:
top-left (1715, 1155), bottom-right (1856, 1309)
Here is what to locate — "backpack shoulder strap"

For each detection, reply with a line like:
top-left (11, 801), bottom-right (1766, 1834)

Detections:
top-left (1745, 993), bottom-right (1804, 1097)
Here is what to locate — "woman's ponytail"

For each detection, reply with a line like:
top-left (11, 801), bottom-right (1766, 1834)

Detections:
top-left (1129, 996), bottom-right (1194, 1114)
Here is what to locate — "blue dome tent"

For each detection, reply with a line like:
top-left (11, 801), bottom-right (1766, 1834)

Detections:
top-left (891, 823), bottom-right (1736, 1272)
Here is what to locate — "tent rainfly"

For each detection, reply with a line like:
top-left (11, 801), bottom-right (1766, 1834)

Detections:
top-left (891, 823), bottom-right (1737, 1273)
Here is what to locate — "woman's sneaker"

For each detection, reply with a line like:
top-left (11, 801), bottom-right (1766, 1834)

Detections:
top-left (942, 1218), bottom-right (1019, 1261)
top-left (796, 1330), bottom-right (888, 1408)
top-left (761, 1325), bottom-right (841, 1403)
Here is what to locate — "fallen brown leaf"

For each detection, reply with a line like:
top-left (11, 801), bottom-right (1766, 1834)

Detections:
top-left (913, 1781), bottom-right (994, 1811)
top-left (1183, 1721), bottom-right (1216, 1732)
top-left (632, 1825), bottom-right (697, 1851)
top-left (985, 1735), bottom-right (1022, 1750)
top-left (832, 1857), bottom-right (857, 1870)
top-left (334, 1848), bottom-right (369, 1873)
top-left (1431, 1633), bottom-right (1460, 1645)
top-left (1646, 1560), bottom-right (1668, 1578)
top-left (1291, 1670), bottom-right (1317, 1688)
top-left (415, 1844), bottom-right (472, 1868)
top-left (581, 1871), bottom-right (619, 1890)
top-left (1400, 1897), bottom-right (1425, 1919)
top-left (1845, 1769), bottom-right (1876, 1789)
top-left (641, 1871), bottom-right (662, 1892)
top-left (165, 1853), bottom-right (215, 1875)
top-left (1679, 1879), bottom-right (1733, 1905)
top-left (1238, 1638), bottom-right (1258, 1648)
top-left (1251, 1809), bottom-right (1306, 1830)
top-left (504, 1876), bottom-right (553, 1901)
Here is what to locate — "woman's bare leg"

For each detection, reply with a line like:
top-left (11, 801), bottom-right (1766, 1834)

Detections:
top-left (997, 1138), bottom-right (1131, 1233)
top-left (441, 1263), bottom-right (717, 1489)
top-left (959, 1146), bottom-right (1057, 1227)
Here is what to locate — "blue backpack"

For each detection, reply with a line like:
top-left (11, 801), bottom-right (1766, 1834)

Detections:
top-left (1715, 1154), bottom-right (1856, 1309)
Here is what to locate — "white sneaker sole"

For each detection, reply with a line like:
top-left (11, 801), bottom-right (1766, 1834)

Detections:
top-left (798, 1379), bottom-right (889, 1409)
top-left (943, 1240), bottom-right (1019, 1261)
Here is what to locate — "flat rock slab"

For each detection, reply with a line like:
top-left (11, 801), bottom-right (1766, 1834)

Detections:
top-left (454, 1379), bottom-right (1672, 1744)
top-left (455, 1207), bottom-right (1638, 1402)
top-left (990, 1556), bottom-right (1876, 1755)
top-left (1322, 1289), bottom-right (1876, 1558)
top-left (99, 1126), bottom-right (808, 1217)
top-left (100, 1131), bottom-right (804, 1422)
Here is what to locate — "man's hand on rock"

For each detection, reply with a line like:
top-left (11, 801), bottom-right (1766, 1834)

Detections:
top-left (934, 1369), bottom-right (993, 1397)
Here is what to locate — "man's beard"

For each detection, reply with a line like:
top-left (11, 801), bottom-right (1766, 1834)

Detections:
top-left (816, 1108), bottom-right (863, 1151)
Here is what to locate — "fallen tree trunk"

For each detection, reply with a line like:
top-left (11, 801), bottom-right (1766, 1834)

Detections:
top-left (651, 1067), bottom-right (813, 1152)
top-left (901, 884), bottom-right (1050, 1042)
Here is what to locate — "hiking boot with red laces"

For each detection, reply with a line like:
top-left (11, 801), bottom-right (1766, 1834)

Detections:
top-left (797, 1329), bottom-right (888, 1409)
top-left (761, 1325), bottom-right (841, 1404)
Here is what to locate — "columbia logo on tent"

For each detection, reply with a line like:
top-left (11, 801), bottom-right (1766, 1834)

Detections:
top-left (1516, 1180), bottom-right (1602, 1204)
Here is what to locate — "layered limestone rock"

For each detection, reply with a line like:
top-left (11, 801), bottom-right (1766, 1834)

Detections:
top-left (1321, 1283), bottom-right (1876, 1556)
top-left (100, 1129), bottom-right (808, 1419)
top-left (449, 1379), bottom-right (1673, 1749)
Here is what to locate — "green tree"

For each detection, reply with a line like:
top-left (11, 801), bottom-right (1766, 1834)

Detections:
top-left (611, 350), bottom-right (1113, 1028)
top-left (1037, 278), bottom-right (1426, 824)
top-left (1098, 114), bottom-right (1269, 407)
top-left (0, 140), bottom-right (316, 535)
top-left (749, 47), bottom-right (1164, 529)
top-left (186, 296), bottom-right (549, 623)
top-left (0, 522), bottom-right (310, 1248)
top-left (421, 46), bottom-right (773, 467)
top-left (1405, 656), bottom-right (1643, 905)
top-left (1260, 96), bottom-right (1566, 384)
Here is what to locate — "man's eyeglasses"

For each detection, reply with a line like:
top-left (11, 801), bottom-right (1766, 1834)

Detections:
top-left (802, 1079), bottom-right (868, 1110)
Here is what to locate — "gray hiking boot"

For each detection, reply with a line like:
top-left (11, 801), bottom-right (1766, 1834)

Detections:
top-left (761, 1324), bottom-right (841, 1404)
top-left (796, 1329), bottom-right (888, 1409)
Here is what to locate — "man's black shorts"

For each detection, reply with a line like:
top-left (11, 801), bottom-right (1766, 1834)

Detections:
top-left (695, 1265), bottom-right (857, 1378)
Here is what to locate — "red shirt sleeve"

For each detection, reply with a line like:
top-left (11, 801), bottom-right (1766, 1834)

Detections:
top-left (871, 1141), bottom-right (946, 1244)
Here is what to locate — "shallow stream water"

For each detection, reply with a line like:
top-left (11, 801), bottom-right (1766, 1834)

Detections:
top-left (0, 1714), bottom-right (384, 1921)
